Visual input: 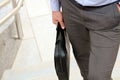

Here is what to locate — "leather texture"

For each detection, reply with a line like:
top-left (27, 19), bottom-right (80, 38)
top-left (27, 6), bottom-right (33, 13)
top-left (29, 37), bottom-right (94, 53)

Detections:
top-left (54, 23), bottom-right (70, 80)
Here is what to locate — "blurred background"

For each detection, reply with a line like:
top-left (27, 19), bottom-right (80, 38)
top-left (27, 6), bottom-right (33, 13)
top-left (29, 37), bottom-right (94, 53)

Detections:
top-left (0, 0), bottom-right (120, 80)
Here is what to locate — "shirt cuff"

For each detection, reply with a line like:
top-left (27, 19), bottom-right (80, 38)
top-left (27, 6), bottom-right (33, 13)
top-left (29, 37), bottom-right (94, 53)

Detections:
top-left (50, 0), bottom-right (61, 11)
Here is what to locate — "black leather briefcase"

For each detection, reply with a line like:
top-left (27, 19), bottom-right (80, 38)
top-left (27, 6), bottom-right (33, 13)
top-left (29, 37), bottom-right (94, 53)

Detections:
top-left (54, 23), bottom-right (70, 80)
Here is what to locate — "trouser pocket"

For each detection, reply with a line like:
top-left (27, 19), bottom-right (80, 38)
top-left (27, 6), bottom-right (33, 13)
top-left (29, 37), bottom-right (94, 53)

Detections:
top-left (82, 2), bottom-right (120, 30)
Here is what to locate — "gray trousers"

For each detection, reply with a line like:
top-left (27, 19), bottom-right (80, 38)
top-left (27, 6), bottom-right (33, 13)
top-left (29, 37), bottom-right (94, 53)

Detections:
top-left (60, 0), bottom-right (120, 80)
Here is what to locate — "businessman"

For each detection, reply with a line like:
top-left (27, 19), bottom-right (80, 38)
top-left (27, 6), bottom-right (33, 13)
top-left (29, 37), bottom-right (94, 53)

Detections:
top-left (50, 0), bottom-right (120, 80)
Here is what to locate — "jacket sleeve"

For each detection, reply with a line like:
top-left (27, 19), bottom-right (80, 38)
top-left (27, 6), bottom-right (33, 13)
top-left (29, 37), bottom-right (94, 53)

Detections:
top-left (50, 0), bottom-right (61, 11)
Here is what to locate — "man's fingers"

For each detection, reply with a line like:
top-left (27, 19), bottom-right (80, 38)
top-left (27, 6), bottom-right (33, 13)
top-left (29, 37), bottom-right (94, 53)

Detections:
top-left (53, 20), bottom-right (58, 25)
top-left (53, 20), bottom-right (65, 29)
top-left (59, 21), bottom-right (65, 29)
top-left (52, 11), bottom-right (65, 29)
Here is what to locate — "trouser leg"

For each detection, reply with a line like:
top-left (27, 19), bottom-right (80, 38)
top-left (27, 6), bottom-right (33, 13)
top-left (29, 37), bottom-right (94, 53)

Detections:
top-left (88, 24), bottom-right (120, 80)
top-left (65, 23), bottom-right (90, 80)
top-left (60, 0), bottom-right (91, 79)
top-left (83, 2), bottom-right (120, 80)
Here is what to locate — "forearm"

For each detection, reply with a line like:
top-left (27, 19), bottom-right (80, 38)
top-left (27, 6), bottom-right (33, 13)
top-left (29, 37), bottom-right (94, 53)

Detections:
top-left (50, 0), bottom-right (61, 11)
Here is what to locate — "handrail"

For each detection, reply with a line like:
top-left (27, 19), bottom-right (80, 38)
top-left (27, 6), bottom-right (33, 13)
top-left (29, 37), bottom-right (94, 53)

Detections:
top-left (0, 0), bottom-right (10, 8)
top-left (0, 0), bottom-right (24, 25)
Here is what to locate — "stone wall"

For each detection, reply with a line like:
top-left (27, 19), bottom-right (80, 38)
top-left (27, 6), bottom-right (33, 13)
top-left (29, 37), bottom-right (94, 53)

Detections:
top-left (0, 22), bottom-right (21, 79)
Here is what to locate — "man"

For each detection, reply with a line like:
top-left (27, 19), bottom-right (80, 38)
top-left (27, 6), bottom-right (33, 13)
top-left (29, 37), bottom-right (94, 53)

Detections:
top-left (50, 0), bottom-right (120, 80)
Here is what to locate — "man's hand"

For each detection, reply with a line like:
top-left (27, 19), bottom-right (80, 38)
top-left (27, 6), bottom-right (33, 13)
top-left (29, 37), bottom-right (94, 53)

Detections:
top-left (52, 11), bottom-right (65, 29)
